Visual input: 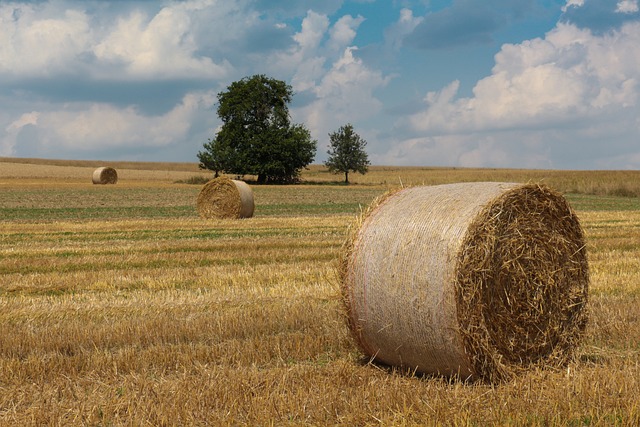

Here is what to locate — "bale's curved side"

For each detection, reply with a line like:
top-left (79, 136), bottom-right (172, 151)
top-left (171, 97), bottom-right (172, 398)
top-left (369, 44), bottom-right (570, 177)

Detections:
top-left (341, 182), bottom-right (588, 382)
top-left (233, 180), bottom-right (255, 218)
top-left (196, 177), bottom-right (254, 219)
top-left (92, 167), bottom-right (118, 184)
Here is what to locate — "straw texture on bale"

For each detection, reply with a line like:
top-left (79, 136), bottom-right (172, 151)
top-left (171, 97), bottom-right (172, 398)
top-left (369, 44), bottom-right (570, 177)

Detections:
top-left (341, 182), bottom-right (589, 382)
top-left (197, 177), bottom-right (255, 219)
top-left (92, 167), bottom-right (118, 184)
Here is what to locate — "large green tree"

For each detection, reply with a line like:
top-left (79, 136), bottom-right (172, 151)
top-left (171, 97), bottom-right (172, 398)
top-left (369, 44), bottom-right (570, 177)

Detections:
top-left (325, 124), bottom-right (370, 184)
top-left (197, 75), bottom-right (317, 184)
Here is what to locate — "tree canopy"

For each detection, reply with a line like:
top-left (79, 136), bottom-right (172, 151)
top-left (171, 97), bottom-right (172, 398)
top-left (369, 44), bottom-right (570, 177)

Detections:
top-left (325, 124), bottom-right (370, 184)
top-left (198, 75), bottom-right (317, 184)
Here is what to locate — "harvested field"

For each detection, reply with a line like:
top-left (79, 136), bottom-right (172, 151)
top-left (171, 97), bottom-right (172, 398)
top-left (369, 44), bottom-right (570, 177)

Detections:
top-left (0, 158), bottom-right (638, 425)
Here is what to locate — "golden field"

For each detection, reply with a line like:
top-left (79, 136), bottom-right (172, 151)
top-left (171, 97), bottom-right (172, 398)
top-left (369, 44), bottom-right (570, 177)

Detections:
top-left (1, 158), bottom-right (639, 426)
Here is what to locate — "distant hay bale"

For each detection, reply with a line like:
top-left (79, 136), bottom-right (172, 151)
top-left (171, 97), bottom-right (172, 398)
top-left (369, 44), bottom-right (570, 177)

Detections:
top-left (197, 177), bottom-right (255, 219)
top-left (92, 167), bottom-right (118, 184)
top-left (341, 182), bottom-right (589, 382)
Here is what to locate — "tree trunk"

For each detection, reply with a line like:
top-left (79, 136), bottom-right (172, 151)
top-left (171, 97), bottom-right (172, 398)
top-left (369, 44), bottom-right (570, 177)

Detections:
top-left (345, 171), bottom-right (349, 184)
top-left (257, 174), bottom-right (266, 184)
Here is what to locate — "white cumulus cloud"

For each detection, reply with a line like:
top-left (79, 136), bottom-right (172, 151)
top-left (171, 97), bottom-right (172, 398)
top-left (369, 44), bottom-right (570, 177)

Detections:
top-left (296, 47), bottom-right (389, 147)
top-left (616, 0), bottom-right (639, 13)
top-left (0, 5), bottom-right (92, 77)
top-left (2, 91), bottom-right (217, 158)
top-left (328, 14), bottom-right (365, 51)
top-left (383, 21), bottom-right (640, 169)
top-left (0, 1), bottom-right (233, 80)
top-left (562, 0), bottom-right (585, 13)
top-left (293, 10), bottom-right (330, 53)
top-left (93, 5), bottom-right (231, 80)
top-left (384, 8), bottom-right (424, 50)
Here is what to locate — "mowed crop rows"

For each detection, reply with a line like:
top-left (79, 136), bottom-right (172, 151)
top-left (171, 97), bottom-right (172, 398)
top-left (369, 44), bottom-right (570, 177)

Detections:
top-left (1, 160), bottom-right (639, 425)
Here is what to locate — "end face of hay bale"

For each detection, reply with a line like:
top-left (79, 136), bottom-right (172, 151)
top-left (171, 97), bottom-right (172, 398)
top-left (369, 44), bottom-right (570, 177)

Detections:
top-left (92, 167), bottom-right (118, 184)
top-left (196, 177), bottom-right (255, 219)
top-left (456, 183), bottom-right (589, 381)
top-left (341, 182), bottom-right (588, 382)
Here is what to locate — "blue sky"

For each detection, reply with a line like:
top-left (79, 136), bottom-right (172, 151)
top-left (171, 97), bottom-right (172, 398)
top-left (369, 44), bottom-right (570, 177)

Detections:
top-left (1, 0), bottom-right (640, 169)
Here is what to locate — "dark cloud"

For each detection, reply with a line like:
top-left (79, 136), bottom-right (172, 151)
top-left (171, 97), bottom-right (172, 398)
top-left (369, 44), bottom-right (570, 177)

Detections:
top-left (239, 22), bottom-right (294, 53)
top-left (2, 78), bottom-right (212, 116)
top-left (561, 0), bottom-right (640, 33)
top-left (252, 0), bottom-right (343, 17)
top-left (403, 0), bottom-right (534, 49)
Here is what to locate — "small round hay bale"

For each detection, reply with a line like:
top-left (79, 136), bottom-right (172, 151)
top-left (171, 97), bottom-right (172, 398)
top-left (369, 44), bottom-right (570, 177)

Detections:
top-left (197, 177), bottom-right (255, 219)
top-left (341, 182), bottom-right (589, 382)
top-left (92, 167), bottom-right (118, 184)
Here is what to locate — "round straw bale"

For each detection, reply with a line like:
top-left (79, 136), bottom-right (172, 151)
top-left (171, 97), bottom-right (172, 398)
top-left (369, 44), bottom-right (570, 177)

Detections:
top-left (197, 177), bottom-right (255, 219)
top-left (92, 167), bottom-right (118, 184)
top-left (341, 182), bottom-right (589, 382)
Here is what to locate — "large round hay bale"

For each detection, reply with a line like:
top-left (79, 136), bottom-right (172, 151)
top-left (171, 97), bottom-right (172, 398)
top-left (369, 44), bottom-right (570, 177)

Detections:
top-left (197, 177), bottom-right (255, 219)
top-left (92, 167), bottom-right (118, 184)
top-left (341, 182), bottom-right (589, 382)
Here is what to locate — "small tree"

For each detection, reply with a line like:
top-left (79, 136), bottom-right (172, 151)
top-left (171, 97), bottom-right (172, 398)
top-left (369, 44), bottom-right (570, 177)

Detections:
top-left (197, 137), bottom-right (226, 178)
top-left (325, 124), bottom-right (370, 184)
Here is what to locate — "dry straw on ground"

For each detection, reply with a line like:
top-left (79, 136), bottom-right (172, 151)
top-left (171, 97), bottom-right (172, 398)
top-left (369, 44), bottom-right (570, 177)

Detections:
top-left (341, 182), bottom-right (589, 383)
top-left (196, 177), bottom-right (255, 219)
top-left (92, 167), bottom-right (118, 184)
